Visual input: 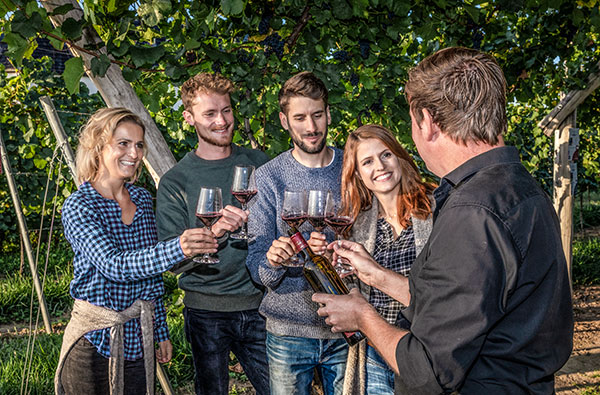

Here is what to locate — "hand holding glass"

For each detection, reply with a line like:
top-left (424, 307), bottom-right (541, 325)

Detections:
top-left (194, 187), bottom-right (223, 264)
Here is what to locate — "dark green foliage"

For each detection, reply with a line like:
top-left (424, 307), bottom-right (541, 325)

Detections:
top-left (573, 238), bottom-right (600, 286)
top-left (0, 57), bottom-right (104, 242)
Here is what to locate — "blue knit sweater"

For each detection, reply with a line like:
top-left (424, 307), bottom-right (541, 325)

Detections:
top-left (247, 148), bottom-right (343, 339)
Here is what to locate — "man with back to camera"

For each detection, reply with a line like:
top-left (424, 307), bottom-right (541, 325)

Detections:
top-left (313, 47), bottom-right (574, 393)
top-left (246, 71), bottom-right (348, 395)
top-left (155, 72), bottom-right (270, 395)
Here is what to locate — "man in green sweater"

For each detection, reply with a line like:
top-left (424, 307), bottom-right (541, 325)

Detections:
top-left (156, 72), bottom-right (269, 395)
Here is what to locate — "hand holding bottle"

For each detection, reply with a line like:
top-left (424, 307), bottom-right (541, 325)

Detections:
top-left (307, 231), bottom-right (328, 255)
top-left (313, 288), bottom-right (374, 334)
top-left (266, 236), bottom-right (299, 267)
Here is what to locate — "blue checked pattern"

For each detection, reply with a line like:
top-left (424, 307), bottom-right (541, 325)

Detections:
top-left (370, 219), bottom-right (416, 324)
top-left (61, 182), bottom-right (185, 360)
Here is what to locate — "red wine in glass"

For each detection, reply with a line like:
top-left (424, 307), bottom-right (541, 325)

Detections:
top-left (308, 216), bottom-right (327, 232)
top-left (282, 214), bottom-right (307, 229)
top-left (194, 187), bottom-right (223, 264)
top-left (230, 165), bottom-right (257, 240)
top-left (196, 212), bottom-right (223, 227)
top-left (232, 190), bottom-right (258, 205)
top-left (325, 216), bottom-right (353, 236)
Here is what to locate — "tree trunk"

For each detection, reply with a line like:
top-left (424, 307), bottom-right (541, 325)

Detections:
top-left (40, 0), bottom-right (176, 184)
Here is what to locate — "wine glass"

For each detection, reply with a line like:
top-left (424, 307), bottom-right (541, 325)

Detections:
top-left (307, 189), bottom-right (329, 233)
top-left (194, 187), bottom-right (223, 264)
top-left (281, 190), bottom-right (307, 266)
top-left (324, 194), bottom-right (354, 274)
top-left (230, 165), bottom-right (257, 240)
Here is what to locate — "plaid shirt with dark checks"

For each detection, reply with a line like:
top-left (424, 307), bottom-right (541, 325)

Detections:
top-left (370, 218), bottom-right (416, 324)
top-left (62, 182), bottom-right (185, 360)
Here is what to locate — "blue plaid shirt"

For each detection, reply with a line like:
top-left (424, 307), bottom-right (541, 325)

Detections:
top-left (61, 182), bottom-right (185, 360)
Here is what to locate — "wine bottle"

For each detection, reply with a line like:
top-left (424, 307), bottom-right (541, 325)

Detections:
top-left (287, 226), bottom-right (366, 346)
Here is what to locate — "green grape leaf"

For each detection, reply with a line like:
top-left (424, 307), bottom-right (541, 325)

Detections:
top-left (61, 17), bottom-right (84, 40)
top-left (221, 0), bottom-right (244, 15)
top-left (63, 57), bottom-right (85, 95)
top-left (139, 0), bottom-right (172, 27)
top-left (10, 10), bottom-right (42, 39)
top-left (2, 32), bottom-right (30, 67)
top-left (49, 4), bottom-right (75, 16)
top-left (90, 54), bottom-right (111, 77)
top-left (129, 45), bottom-right (166, 67)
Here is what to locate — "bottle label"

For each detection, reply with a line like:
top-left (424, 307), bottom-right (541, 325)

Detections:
top-left (290, 232), bottom-right (308, 252)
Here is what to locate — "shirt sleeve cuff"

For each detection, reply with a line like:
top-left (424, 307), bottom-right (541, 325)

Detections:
top-left (154, 322), bottom-right (170, 343)
top-left (170, 237), bottom-right (187, 262)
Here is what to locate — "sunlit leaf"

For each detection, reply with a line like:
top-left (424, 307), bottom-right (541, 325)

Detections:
top-left (62, 57), bottom-right (85, 95)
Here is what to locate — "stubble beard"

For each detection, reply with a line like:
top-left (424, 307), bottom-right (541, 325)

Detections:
top-left (290, 126), bottom-right (328, 154)
top-left (195, 123), bottom-right (233, 148)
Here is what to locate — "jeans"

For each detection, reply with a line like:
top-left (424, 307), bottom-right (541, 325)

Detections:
top-left (266, 332), bottom-right (348, 395)
top-left (183, 307), bottom-right (269, 395)
top-left (60, 336), bottom-right (147, 395)
top-left (365, 344), bottom-right (394, 395)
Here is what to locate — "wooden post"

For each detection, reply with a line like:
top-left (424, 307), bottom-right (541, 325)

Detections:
top-left (0, 130), bottom-right (53, 334)
top-left (40, 96), bottom-right (174, 395)
top-left (552, 110), bottom-right (576, 293)
top-left (39, 96), bottom-right (78, 181)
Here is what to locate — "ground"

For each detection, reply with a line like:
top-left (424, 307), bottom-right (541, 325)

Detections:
top-left (555, 285), bottom-right (600, 394)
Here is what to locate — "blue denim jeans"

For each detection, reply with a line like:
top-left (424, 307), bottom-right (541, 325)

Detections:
top-left (365, 344), bottom-right (394, 395)
top-left (183, 307), bottom-right (269, 395)
top-left (266, 332), bottom-right (348, 395)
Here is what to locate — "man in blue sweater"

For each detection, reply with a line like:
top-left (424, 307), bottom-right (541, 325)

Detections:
top-left (247, 71), bottom-right (347, 395)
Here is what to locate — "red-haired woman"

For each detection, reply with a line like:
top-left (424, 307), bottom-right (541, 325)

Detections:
top-left (310, 124), bottom-right (435, 395)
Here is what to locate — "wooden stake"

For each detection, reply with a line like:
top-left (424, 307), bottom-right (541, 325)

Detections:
top-left (0, 129), bottom-right (53, 334)
top-left (553, 110), bottom-right (576, 294)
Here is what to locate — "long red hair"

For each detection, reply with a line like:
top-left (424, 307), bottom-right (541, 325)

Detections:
top-left (341, 124), bottom-right (435, 228)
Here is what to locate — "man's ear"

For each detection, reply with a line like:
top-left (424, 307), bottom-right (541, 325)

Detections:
top-left (279, 112), bottom-right (289, 131)
top-left (183, 110), bottom-right (195, 127)
top-left (420, 109), bottom-right (440, 142)
top-left (326, 106), bottom-right (332, 126)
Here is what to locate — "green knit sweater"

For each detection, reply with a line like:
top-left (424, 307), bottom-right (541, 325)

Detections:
top-left (156, 145), bottom-right (269, 311)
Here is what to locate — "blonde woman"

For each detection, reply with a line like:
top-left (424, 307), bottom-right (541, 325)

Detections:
top-left (56, 108), bottom-right (216, 395)
top-left (310, 124), bottom-right (435, 394)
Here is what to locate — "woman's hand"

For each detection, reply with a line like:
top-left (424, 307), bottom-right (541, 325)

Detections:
top-left (156, 339), bottom-right (173, 363)
top-left (179, 228), bottom-right (218, 257)
top-left (266, 237), bottom-right (296, 267)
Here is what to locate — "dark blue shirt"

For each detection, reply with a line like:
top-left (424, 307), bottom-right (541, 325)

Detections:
top-left (395, 146), bottom-right (573, 393)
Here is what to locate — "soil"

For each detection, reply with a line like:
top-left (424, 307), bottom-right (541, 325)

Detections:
top-left (555, 285), bottom-right (600, 393)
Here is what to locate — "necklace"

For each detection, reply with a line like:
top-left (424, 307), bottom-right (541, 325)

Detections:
top-left (379, 211), bottom-right (397, 221)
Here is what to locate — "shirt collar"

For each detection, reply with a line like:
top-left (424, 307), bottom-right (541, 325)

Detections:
top-left (433, 146), bottom-right (520, 219)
